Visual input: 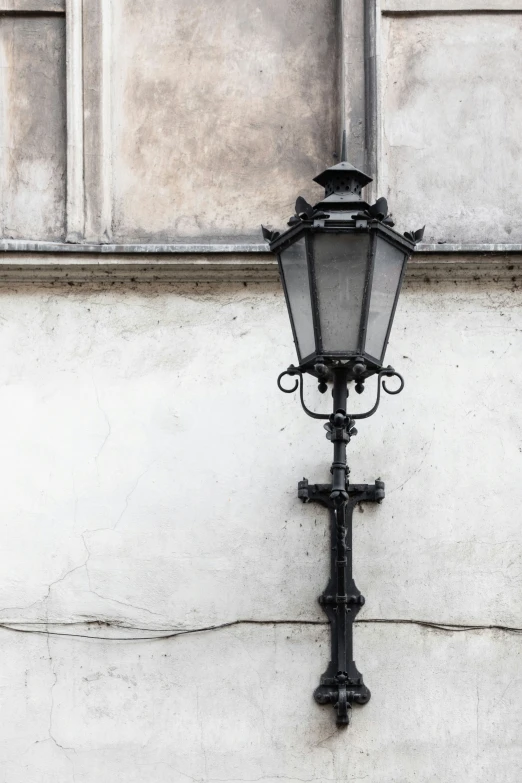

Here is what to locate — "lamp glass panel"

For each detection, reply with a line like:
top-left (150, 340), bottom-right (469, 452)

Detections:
top-left (279, 238), bottom-right (315, 360)
top-left (365, 236), bottom-right (407, 361)
top-left (312, 232), bottom-right (370, 353)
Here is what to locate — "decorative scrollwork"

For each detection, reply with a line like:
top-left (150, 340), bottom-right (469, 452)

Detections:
top-left (276, 365), bottom-right (405, 423)
top-left (277, 368), bottom-right (299, 394)
top-left (350, 368), bottom-right (404, 420)
top-left (382, 371), bottom-right (404, 395)
top-left (277, 367), bottom-right (330, 420)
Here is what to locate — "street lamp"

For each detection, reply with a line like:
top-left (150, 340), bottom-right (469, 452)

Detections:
top-left (262, 154), bottom-right (424, 726)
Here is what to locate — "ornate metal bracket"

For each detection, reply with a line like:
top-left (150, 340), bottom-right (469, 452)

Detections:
top-left (277, 364), bottom-right (404, 726)
top-left (277, 365), bottom-right (404, 421)
top-left (299, 478), bottom-right (384, 725)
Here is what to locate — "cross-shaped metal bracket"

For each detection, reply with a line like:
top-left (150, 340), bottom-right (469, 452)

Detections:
top-left (298, 478), bottom-right (385, 725)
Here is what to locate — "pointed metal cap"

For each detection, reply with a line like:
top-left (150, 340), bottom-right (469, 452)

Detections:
top-left (313, 161), bottom-right (373, 211)
top-left (313, 161), bottom-right (372, 189)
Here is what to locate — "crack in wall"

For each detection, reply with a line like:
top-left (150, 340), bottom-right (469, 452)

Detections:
top-left (44, 633), bottom-right (77, 777)
top-left (92, 377), bottom-right (111, 469)
top-left (0, 499), bottom-right (164, 625)
top-left (112, 460), bottom-right (157, 530)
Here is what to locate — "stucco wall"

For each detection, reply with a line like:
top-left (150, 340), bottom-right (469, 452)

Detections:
top-left (0, 277), bottom-right (520, 781)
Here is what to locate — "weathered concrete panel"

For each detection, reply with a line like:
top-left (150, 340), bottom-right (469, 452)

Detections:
top-left (110, 0), bottom-right (339, 242)
top-left (0, 281), bottom-right (520, 629)
top-left (0, 16), bottom-right (66, 240)
top-left (1, 623), bottom-right (521, 782)
top-left (381, 14), bottom-right (522, 243)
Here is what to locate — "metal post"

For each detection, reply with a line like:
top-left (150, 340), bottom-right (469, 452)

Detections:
top-left (298, 368), bottom-right (384, 725)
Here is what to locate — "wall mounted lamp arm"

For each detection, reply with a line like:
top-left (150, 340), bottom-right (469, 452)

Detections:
top-left (277, 365), bottom-right (405, 422)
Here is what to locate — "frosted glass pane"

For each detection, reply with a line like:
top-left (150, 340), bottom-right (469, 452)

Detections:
top-left (280, 239), bottom-right (315, 361)
top-left (365, 238), bottom-right (406, 361)
top-left (313, 233), bottom-right (370, 353)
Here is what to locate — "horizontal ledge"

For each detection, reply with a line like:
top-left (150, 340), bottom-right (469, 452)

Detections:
top-left (0, 253), bottom-right (519, 283)
top-left (382, 0), bottom-right (522, 11)
top-left (0, 256), bottom-right (279, 283)
top-left (382, 8), bottom-right (522, 14)
top-left (0, 8), bottom-right (65, 14)
top-left (0, 241), bottom-right (270, 254)
top-left (2, 240), bottom-right (522, 255)
top-left (416, 242), bottom-right (522, 253)
top-left (0, 1), bottom-right (64, 12)
top-left (0, 244), bottom-right (521, 283)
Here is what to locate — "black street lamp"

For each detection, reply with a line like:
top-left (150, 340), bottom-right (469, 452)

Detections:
top-left (262, 153), bottom-right (424, 726)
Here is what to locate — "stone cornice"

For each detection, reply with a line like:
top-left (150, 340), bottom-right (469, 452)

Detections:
top-left (0, 242), bottom-right (520, 283)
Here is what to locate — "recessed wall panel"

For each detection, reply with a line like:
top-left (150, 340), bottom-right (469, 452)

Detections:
top-left (110, 0), bottom-right (339, 242)
top-left (381, 14), bottom-right (522, 243)
top-left (0, 15), bottom-right (66, 240)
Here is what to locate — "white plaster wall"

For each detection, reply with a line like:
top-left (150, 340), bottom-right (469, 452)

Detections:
top-left (3, 624), bottom-right (522, 783)
top-left (0, 279), bottom-right (520, 781)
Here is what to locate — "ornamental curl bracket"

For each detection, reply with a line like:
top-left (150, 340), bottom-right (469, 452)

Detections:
top-left (277, 365), bottom-right (404, 422)
top-left (351, 367), bottom-right (404, 419)
top-left (277, 366), bottom-right (330, 420)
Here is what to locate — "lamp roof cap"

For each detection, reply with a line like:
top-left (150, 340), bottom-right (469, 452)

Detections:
top-left (313, 161), bottom-right (373, 189)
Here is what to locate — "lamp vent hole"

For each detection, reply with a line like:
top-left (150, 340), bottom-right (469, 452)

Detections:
top-left (324, 175), bottom-right (364, 198)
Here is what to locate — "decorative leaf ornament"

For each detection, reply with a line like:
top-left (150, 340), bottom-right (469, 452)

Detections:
top-left (352, 198), bottom-right (395, 227)
top-left (403, 225), bottom-right (425, 244)
top-left (261, 225), bottom-right (281, 243)
top-left (295, 196), bottom-right (315, 219)
top-left (286, 197), bottom-right (331, 227)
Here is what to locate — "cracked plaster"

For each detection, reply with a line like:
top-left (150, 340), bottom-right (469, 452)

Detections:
top-left (0, 280), bottom-right (519, 779)
top-left (1, 623), bottom-right (522, 782)
top-left (0, 282), bottom-right (520, 628)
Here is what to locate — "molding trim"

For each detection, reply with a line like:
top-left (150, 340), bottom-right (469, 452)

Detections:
top-left (405, 255), bottom-right (522, 282)
top-left (340, 0), bottom-right (366, 170)
top-left (0, 254), bottom-right (278, 283)
top-left (0, 249), bottom-right (520, 284)
top-left (0, 241), bottom-right (269, 253)
top-left (1, 240), bottom-right (522, 255)
top-left (416, 243), bottom-right (522, 253)
top-left (81, 0), bottom-right (112, 241)
top-left (382, 1), bottom-right (522, 11)
top-left (0, 1), bottom-right (64, 11)
top-left (75, 0), bottom-right (112, 242)
top-left (364, 0), bottom-right (380, 196)
top-left (65, 0), bottom-right (84, 241)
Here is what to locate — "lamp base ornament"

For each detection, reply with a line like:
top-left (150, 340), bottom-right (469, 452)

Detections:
top-left (278, 364), bottom-right (404, 726)
top-left (299, 478), bottom-right (384, 725)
